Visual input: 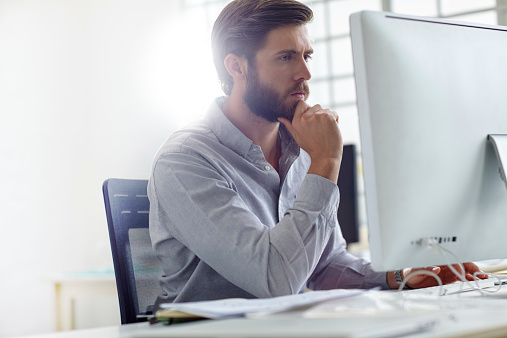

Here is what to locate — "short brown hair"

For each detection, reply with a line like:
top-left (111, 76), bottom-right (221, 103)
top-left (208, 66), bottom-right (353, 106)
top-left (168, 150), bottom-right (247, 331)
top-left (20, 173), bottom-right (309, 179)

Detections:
top-left (211, 0), bottom-right (313, 95)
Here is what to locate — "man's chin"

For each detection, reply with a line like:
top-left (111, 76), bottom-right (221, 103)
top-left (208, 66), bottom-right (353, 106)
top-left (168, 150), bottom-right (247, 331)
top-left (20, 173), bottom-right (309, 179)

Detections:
top-left (278, 108), bottom-right (296, 122)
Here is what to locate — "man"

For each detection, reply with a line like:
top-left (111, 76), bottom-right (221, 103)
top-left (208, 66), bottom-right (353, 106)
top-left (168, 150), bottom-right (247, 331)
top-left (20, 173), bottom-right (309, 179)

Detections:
top-left (148, 0), bottom-right (484, 309)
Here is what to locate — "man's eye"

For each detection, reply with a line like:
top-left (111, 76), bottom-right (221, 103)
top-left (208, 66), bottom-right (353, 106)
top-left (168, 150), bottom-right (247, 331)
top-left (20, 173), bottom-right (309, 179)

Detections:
top-left (304, 54), bottom-right (313, 62)
top-left (280, 55), bottom-right (292, 61)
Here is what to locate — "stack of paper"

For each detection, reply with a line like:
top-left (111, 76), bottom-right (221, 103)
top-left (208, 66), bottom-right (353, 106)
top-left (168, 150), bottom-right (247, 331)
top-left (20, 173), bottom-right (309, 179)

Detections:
top-left (156, 289), bottom-right (365, 319)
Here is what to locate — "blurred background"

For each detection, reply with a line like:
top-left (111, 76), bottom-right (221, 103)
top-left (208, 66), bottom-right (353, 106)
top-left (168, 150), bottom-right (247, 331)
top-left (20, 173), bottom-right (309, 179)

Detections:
top-left (0, 0), bottom-right (505, 336)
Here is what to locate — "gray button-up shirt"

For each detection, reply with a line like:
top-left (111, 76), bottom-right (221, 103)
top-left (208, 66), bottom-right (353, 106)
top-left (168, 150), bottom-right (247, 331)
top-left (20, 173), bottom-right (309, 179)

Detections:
top-left (148, 97), bottom-right (387, 308)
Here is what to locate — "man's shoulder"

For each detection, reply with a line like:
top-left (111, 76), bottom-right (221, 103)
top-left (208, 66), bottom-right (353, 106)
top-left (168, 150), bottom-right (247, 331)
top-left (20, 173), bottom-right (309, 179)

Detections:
top-left (158, 120), bottom-right (218, 156)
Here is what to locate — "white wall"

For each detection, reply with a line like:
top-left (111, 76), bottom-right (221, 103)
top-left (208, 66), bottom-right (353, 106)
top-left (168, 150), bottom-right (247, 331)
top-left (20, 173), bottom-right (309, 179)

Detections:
top-left (0, 0), bottom-right (221, 336)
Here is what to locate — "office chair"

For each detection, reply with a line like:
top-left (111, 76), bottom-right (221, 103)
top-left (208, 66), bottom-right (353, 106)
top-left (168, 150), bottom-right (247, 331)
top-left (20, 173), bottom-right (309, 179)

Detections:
top-left (337, 144), bottom-right (360, 245)
top-left (103, 178), bottom-right (163, 324)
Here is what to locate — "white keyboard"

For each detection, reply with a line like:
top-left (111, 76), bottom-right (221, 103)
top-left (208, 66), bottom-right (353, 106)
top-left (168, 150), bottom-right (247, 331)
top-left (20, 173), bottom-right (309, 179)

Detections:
top-left (402, 278), bottom-right (498, 296)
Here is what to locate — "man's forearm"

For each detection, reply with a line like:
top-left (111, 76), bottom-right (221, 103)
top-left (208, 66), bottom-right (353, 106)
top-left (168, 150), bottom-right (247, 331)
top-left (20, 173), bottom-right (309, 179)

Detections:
top-left (307, 157), bottom-right (341, 183)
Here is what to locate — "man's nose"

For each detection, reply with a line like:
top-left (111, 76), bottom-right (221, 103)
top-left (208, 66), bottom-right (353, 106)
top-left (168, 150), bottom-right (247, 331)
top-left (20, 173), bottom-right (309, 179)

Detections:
top-left (295, 57), bottom-right (312, 81)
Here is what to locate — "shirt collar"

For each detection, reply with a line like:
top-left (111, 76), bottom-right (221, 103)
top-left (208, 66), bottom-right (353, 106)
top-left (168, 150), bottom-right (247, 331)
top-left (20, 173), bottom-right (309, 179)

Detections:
top-left (205, 97), bottom-right (254, 158)
top-left (205, 96), bottom-right (300, 159)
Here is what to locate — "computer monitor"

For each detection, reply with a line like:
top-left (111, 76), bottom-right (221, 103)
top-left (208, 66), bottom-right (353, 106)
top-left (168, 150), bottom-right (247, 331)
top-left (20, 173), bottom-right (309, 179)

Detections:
top-left (350, 11), bottom-right (507, 271)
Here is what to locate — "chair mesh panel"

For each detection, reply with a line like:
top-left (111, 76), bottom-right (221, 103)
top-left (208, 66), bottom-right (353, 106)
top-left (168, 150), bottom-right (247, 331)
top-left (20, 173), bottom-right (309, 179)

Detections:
top-left (129, 228), bottom-right (164, 314)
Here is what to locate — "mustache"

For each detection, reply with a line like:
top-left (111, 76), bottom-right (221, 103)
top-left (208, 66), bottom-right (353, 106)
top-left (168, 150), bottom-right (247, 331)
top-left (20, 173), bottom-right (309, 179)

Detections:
top-left (289, 81), bottom-right (309, 95)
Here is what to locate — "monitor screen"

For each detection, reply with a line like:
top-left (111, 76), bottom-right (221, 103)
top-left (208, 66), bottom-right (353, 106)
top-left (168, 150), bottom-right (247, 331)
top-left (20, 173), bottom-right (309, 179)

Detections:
top-left (350, 11), bottom-right (507, 271)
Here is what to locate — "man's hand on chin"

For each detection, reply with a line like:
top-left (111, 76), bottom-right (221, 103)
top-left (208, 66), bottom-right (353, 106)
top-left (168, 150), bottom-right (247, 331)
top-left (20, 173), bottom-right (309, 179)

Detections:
top-left (278, 100), bottom-right (343, 183)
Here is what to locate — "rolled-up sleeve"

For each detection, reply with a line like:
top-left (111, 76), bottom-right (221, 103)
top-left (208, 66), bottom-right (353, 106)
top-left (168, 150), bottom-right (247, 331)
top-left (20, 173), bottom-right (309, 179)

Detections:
top-left (306, 227), bottom-right (389, 290)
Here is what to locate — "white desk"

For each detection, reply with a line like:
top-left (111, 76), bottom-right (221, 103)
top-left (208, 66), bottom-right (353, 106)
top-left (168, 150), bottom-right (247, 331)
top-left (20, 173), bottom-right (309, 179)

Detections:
top-left (21, 283), bottom-right (507, 338)
top-left (135, 287), bottom-right (507, 338)
top-left (19, 323), bottom-right (151, 338)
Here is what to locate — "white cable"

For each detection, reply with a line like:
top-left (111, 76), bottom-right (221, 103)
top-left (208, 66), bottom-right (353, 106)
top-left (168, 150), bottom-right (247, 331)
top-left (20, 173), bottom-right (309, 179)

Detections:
top-left (428, 241), bottom-right (501, 296)
top-left (399, 269), bottom-right (443, 294)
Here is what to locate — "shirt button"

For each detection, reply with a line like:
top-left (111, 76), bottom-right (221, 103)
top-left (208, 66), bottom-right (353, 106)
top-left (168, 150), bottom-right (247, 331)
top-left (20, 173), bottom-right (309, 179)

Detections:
top-left (264, 165), bottom-right (271, 171)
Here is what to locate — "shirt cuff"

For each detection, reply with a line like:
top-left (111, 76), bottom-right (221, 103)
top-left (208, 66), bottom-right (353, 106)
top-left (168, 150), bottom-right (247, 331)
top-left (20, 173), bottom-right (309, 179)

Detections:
top-left (366, 270), bottom-right (390, 290)
top-left (295, 174), bottom-right (340, 223)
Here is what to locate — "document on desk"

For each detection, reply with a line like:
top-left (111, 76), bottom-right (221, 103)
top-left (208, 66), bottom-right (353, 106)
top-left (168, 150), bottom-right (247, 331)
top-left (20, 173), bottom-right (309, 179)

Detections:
top-left (157, 289), bottom-right (366, 319)
top-left (304, 289), bottom-right (445, 319)
top-left (476, 258), bottom-right (507, 273)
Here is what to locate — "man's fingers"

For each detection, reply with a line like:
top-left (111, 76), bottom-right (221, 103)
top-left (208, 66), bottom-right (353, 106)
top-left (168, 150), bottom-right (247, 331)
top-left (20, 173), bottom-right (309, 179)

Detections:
top-left (293, 99), bottom-right (311, 120)
top-left (430, 266), bottom-right (441, 274)
top-left (278, 117), bottom-right (294, 135)
top-left (410, 266), bottom-right (441, 275)
top-left (333, 111), bottom-right (339, 123)
top-left (463, 262), bottom-right (488, 279)
top-left (404, 266), bottom-right (442, 288)
top-left (292, 102), bottom-right (339, 123)
top-left (405, 263), bottom-right (489, 289)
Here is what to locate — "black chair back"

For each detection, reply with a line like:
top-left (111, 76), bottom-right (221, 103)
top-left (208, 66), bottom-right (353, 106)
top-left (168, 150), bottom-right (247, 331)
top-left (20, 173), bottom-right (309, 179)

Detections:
top-left (103, 178), bottom-right (163, 324)
top-left (337, 144), bottom-right (360, 245)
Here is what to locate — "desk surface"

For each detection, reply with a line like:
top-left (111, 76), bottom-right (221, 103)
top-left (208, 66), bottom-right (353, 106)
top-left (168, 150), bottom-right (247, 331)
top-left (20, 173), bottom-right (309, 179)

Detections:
top-left (20, 284), bottom-right (507, 338)
top-left (20, 323), bottom-right (150, 338)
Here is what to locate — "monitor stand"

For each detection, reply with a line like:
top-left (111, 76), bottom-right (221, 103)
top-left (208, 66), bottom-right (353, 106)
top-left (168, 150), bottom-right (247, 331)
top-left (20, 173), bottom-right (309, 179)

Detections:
top-left (488, 134), bottom-right (507, 190)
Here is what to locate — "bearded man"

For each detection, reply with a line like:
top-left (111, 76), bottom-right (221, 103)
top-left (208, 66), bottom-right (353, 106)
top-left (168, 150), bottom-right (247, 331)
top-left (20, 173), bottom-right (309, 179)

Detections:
top-left (148, 0), bottom-right (484, 310)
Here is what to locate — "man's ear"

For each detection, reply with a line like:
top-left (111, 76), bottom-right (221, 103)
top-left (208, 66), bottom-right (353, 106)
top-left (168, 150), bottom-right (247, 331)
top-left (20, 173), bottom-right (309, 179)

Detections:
top-left (224, 54), bottom-right (248, 81)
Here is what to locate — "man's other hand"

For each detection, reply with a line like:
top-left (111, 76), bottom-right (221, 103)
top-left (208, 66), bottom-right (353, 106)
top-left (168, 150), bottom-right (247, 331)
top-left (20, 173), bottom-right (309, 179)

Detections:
top-left (388, 262), bottom-right (488, 289)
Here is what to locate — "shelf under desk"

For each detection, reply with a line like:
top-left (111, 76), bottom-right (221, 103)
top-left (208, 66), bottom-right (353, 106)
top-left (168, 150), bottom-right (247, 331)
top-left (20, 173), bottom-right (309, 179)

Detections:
top-left (49, 271), bottom-right (120, 331)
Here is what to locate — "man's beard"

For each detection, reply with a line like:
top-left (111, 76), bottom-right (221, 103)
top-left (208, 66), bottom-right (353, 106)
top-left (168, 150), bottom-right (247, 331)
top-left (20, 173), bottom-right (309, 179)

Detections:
top-left (243, 67), bottom-right (310, 123)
